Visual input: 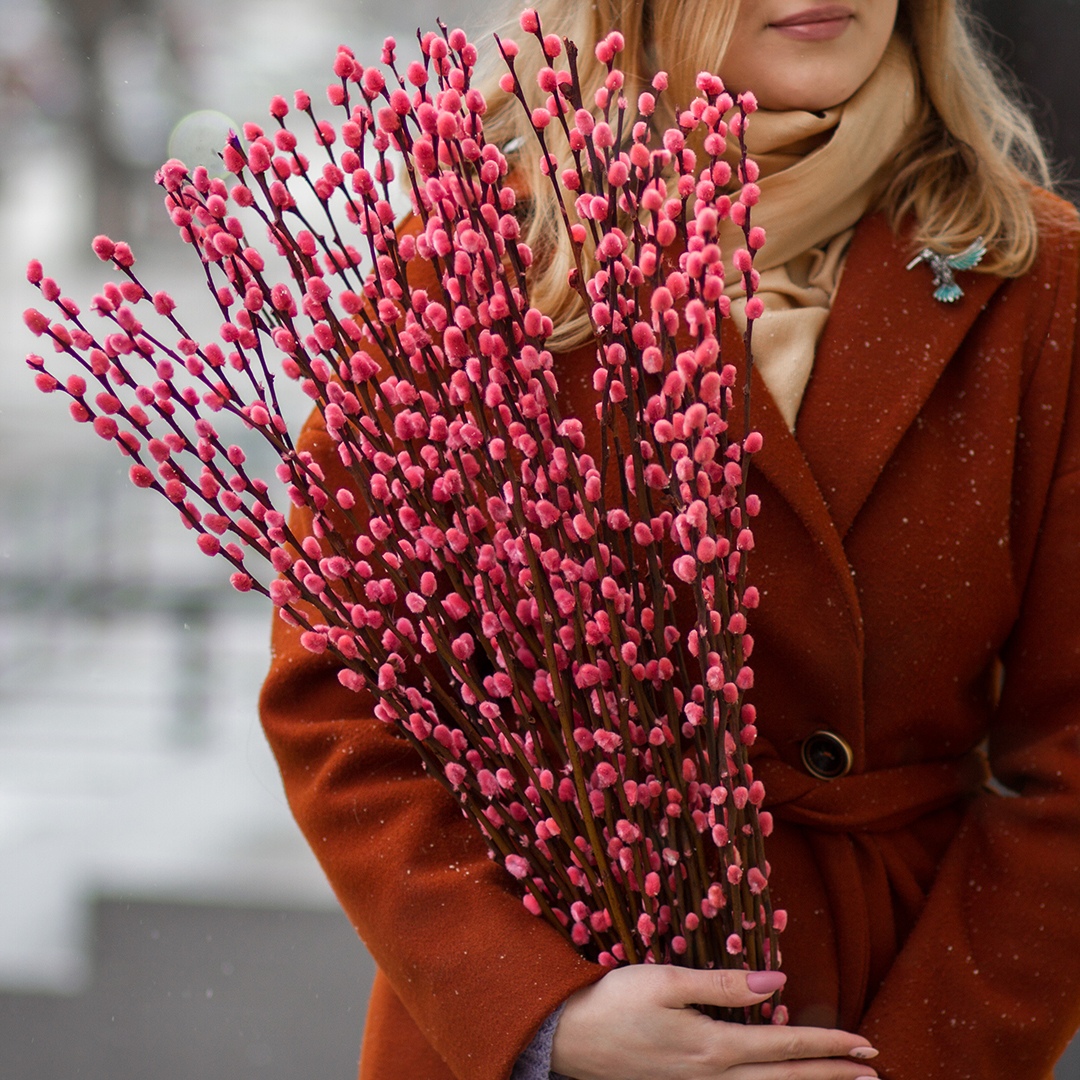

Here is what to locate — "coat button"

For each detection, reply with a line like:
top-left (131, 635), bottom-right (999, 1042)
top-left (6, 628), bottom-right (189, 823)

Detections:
top-left (801, 730), bottom-right (854, 780)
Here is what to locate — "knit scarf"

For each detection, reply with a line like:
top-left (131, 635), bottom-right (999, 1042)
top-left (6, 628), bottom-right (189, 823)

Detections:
top-left (720, 36), bottom-right (918, 430)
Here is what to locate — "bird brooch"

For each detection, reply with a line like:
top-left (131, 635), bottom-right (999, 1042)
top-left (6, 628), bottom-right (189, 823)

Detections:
top-left (906, 237), bottom-right (988, 303)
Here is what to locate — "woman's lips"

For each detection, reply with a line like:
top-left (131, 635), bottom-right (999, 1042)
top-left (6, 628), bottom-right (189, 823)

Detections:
top-left (769, 5), bottom-right (855, 41)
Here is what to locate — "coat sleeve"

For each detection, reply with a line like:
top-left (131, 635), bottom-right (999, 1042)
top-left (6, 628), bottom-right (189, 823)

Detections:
top-left (858, 210), bottom-right (1080, 1079)
top-left (258, 412), bottom-right (603, 1080)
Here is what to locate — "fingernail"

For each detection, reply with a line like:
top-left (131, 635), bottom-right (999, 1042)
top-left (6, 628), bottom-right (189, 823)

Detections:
top-left (854, 1075), bottom-right (878, 1080)
top-left (849, 1047), bottom-right (880, 1060)
top-left (746, 970), bottom-right (787, 994)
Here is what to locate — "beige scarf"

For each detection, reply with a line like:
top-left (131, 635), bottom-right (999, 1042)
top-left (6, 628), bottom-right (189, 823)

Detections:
top-left (720, 36), bottom-right (918, 430)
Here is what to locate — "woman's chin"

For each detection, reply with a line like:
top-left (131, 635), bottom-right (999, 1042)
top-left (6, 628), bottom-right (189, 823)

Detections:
top-left (751, 82), bottom-right (860, 112)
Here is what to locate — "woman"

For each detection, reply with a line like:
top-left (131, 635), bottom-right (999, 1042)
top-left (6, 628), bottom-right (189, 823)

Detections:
top-left (259, 1), bottom-right (1080, 1077)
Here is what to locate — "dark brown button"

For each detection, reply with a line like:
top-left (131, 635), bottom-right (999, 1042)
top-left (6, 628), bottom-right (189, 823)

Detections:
top-left (801, 730), bottom-right (854, 780)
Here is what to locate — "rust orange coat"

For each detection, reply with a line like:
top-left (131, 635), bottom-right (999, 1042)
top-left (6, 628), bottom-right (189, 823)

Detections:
top-left (260, 191), bottom-right (1080, 1080)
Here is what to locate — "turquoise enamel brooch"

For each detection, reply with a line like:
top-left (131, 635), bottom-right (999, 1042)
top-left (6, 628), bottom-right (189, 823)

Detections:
top-left (906, 237), bottom-right (988, 303)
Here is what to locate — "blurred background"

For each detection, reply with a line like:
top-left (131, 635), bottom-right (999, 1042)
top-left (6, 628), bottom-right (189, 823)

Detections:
top-left (0, 0), bottom-right (1077, 1077)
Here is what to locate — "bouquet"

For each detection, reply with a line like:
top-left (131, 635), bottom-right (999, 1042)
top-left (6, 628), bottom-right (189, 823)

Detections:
top-left (24, 9), bottom-right (786, 1023)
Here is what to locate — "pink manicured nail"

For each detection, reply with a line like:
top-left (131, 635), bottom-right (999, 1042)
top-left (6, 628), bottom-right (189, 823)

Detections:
top-left (849, 1047), bottom-right (879, 1060)
top-left (746, 970), bottom-right (787, 994)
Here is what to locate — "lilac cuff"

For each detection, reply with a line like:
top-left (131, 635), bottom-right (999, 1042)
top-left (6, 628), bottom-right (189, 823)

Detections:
top-left (510, 1003), bottom-right (571, 1080)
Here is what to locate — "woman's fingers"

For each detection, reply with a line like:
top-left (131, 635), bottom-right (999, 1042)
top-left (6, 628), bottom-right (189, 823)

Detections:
top-left (705, 1020), bottom-right (877, 1068)
top-left (652, 964), bottom-right (788, 1009)
top-left (725, 1062), bottom-right (877, 1080)
top-left (551, 965), bottom-right (879, 1080)
top-left (652, 966), bottom-right (877, 1063)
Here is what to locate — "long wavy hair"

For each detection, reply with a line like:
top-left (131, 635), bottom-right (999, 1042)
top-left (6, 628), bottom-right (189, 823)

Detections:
top-left (472, 0), bottom-right (1056, 349)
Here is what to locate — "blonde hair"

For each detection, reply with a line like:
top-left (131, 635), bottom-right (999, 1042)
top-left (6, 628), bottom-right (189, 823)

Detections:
top-left (473, 0), bottom-right (1056, 350)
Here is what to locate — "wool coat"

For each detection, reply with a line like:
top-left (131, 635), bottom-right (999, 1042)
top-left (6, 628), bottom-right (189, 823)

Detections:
top-left (259, 189), bottom-right (1080, 1080)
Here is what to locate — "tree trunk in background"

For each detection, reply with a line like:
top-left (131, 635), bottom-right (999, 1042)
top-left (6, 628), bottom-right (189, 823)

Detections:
top-left (53, 0), bottom-right (181, 239)
top-left (53, 0), bottom-right (136, 238)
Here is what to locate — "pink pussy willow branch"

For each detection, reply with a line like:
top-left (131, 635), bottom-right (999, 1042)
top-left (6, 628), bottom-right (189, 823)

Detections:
top-left (24, 8), bottom-right (786, 1024)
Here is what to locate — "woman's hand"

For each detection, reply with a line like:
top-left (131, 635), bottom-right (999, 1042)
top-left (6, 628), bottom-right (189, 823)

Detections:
top-left (550, 966), bottom-right (879, 1080)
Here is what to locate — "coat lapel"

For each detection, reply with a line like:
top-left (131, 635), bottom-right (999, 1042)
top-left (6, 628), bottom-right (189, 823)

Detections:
top-left (722, 318), bottom-right (866, 653)
top-left (725, 213), bottom-right (1005, 669)
top-left (794, 213), bottom-right (1005, 537)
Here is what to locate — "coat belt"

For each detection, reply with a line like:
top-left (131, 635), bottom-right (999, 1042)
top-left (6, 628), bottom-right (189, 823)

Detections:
top-left (755, 748), bottom-right (991, 832)
top-left (750, 748), bottom-right (991, 1029)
